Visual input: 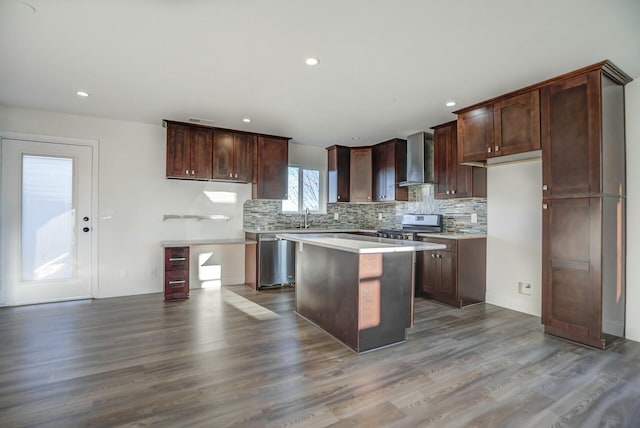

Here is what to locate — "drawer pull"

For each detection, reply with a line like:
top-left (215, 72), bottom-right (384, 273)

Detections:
top-left (168, 280), bottom-right (186, 285)
top-left (169, 257), bottom-right (186, 262)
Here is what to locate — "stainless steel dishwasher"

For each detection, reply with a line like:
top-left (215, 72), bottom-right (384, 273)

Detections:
top-left (258, 234), bottom-right (295, 288)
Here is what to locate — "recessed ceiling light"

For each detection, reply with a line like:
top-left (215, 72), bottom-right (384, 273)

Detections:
top-left (242, 118), bottom-right (251, 123)
top-left (445, 101), bottom-right (457, 107)
top-left (76, 91), bottom-right (90, 97)
top-left (305, 57), bottom-right (319, 66)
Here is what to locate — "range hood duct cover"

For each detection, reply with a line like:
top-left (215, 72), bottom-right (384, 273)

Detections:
top-left (399, 132), bottom-right (434, 186)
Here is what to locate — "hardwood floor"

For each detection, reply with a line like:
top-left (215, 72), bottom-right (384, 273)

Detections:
top-left (1, 286), bottom-right (639, 427)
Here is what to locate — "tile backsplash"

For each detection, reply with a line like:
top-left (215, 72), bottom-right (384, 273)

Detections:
top-left (243, 184), bottom-right (486, 233)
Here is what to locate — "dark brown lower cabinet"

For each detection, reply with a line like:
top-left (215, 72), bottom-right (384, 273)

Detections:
top-left (416, 237), bottom-right (486, 308)
top-left (164, 247), bottom-right (190, 300)
top-left (542, 197), bottom-right (625, 349)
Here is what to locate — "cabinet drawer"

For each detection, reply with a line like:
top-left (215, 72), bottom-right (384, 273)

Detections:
top-left (417, 237), bottom-right (457, 252)
top-left (164, 270), bottom-right (189, 300)
top-left (164, 247), bottom-right (189, 271)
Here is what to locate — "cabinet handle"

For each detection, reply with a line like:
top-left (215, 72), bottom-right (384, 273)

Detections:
top-left (229, 173), bottom-right (233, 178)
top-left (542, 184), bottom-right (548, 191)
top-left (235, 173), bottom-right (238, 178)
top-left (185, 170), bottom-right (189, 175)
top-left (446, 190), bottom-right (450, 195)
top-left (431, 253), bottom-right (435, 258)
top-left (168, 280), bottom-right (186, 285)
top-left (542, 203), bottom-right (548, 210)
top-left (451, 190), bottom-right (456, 195)
top-left (487, 147), bottom-right (492, 153)
top-left (495, 146), bottom-right (499, 152)
top-left (191, 170), bottom-right (195, 175)
top-left (337, 195), bottom-right (341, 200)
top-left (169, 257), bottom-right (186, 262)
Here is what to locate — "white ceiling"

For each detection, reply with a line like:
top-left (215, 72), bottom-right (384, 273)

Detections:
top-left (1, 0), bottom-right (639, 147)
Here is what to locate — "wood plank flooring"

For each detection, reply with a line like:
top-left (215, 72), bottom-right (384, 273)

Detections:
top-left (1, 285), bottom-right (639, 427)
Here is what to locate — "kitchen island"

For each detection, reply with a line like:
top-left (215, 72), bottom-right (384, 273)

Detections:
top-left (277, 233), bottom-right (445, 353)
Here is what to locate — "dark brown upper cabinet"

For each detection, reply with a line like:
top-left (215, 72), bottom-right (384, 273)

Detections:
top-left (541, 69), bottom-right (626, 199)
top-left (372, 139), bottom-right (408, 202)
top-left (165, 123), bottom-right (213, 180)
top-left (253, 136), bottom-right (289, 200)
top-left (349, 147), bottom-right (372, 202)
top-left (212, 131), bottom-right (255, 182)
top-left (433, 121), bottom-right (486, 199)
top-left (327, 145), bottom-right (351, 203)
top-left (457, 106), bottom-right (494, 163)
top-left (493, 90), bottom-right (541, 156)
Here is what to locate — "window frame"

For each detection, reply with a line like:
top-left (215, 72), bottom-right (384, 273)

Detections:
top-left (281, 165), bottom-right (326, 214)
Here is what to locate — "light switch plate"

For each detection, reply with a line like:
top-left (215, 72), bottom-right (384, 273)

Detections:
top-left (334, 213), bottom-right (339, 220)
top-left (470, 213), bottom-right (478, 223)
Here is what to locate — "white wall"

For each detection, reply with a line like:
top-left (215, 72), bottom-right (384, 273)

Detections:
top-left (486, 159), bottom-right (542, 316)
top-left (0, 105), bottom-right (250, 299)
top-left (625, 77), bottom-right (640, 342)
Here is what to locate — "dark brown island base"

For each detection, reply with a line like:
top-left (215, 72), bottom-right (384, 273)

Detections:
top-left (278, 233), bottom-right (445, 353)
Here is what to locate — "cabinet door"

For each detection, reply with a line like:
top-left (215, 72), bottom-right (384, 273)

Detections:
top-left (327, 146), bottom-right (350, 202)
top-left (542, 197), bottom-right (602, 346)
top-left (166, 124), bottom-right (191, 178)
top-left (457, 106), bottom-right (493, 163)
top-left (255, 136), bottom-right (288, 199)
top-left (234, 134), bottom-right (255, 182)
top-left (212, 131), bottom-right (235, 180)
top-left (417, 252), bottom-right (437, 294)
top-left (434, 251), bottom-right (458, 304)
top-left (493, 90), bottom-right (541, 157)
top-left (541, 71), bottom-right (601, 197)
top-left (190, 127), bottom-right (213, 179)
top-left (350, 148), bottom-right (372, 202)
top-left (434, 125), bottom-right (452, 198)
top-left (372, 144), bottom-right (388, 201)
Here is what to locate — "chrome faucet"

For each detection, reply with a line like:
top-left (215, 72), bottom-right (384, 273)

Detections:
top-left (303, 207), bottom-right (310, 229)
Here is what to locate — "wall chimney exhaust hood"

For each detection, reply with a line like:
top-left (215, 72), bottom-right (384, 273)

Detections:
top-left (399, 132), bottom-right (434, 186)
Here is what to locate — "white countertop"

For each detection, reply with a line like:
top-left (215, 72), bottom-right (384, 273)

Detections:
top-left (160, 238), bottom-right (256, 247)
top-left (277, 233), bottom-right (446, 254)
top-left (245, 228), bottom-right (375, 234)
top-left (416, 233), bottom-right (486, 240)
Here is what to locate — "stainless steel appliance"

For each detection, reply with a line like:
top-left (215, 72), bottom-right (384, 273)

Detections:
top-left (398, 132), bottom-right (435, 186)
top-left (258, 234), bottom-right (295, 288)
top-left (376, 214), bottom-right (443, 239)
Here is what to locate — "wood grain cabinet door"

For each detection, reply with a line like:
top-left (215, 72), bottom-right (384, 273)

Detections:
top-left (349, 148), bottom-right (372, 202)
top-left (189, 127), bottom-right (213, 180)
top-left (166, 124), bottom-right (191, 178)
top-left (372, 144), bottom-right (387, 201)
top-left (457, 106), bottom-right (493, 163)
top-left (542, 197), bottom-right (602, 346)
top-left (433, 125), bottom-right (451, 198)
top-left (541, 71), bottom-right (601, 197)
top-left (434, 251), bottom-right (458, 304)
top-left (493, 90), bottom-right (541, 157)
top-left (212, 131), bottom-right (235, 180)
top-left (327, 145), bottom-right (351, 202)
top-left (233, 133), bottom-right (255, 182)
top-left (418, 252), bottom-right (437, 294)
top-left (255, 136), bottom-right (288, 200)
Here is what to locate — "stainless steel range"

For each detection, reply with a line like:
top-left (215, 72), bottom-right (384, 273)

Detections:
top-left (376, 214), bottom-right (443, 240)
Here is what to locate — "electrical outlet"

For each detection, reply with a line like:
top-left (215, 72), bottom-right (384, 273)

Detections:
top-left (334, 212), bottom-right (339, 220)
top-left (378, 213), bottom-right (383, 220)
top-left (518, 282), bottom-right (532, 296)
top-left (471, 213), bottom-right (478, 223)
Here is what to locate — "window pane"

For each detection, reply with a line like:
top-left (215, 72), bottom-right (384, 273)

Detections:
top-left (282, 166), bottom-right (299, 212)
top-left (302, 169), bottom-right (319, 211)
top-left (22, 155), bottom-right (75, 281)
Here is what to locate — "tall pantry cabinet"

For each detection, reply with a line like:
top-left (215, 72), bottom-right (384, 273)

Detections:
top-left (541, 61), bottom-right (632, 349)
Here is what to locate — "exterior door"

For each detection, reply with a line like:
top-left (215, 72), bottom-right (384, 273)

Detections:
top-left (1, 138), bottom-right (94, 305)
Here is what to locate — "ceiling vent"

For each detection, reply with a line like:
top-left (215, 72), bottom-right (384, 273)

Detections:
top-left (188, 117), bottom-right (216, 126)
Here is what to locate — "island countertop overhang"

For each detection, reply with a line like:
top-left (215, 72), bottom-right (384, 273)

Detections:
top-left (276, 233), bottom-right (446, 254)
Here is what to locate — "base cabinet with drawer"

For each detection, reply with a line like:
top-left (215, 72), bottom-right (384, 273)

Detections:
top-left (164, 247), bottom-right (190, 300)
top-left (416, 237), bottom-right (486, 308)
